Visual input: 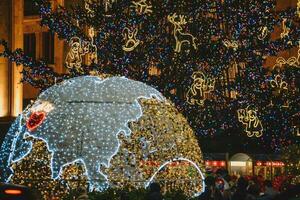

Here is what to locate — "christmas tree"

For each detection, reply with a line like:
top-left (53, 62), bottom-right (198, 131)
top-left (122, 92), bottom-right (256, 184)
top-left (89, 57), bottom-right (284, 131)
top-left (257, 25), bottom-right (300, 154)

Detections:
top-left (0, 0), bottom-right (299, 152)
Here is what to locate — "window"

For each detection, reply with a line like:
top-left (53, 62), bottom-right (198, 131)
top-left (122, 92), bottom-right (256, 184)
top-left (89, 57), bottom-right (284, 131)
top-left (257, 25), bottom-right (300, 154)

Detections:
top-left (24, 33), bottom-right (36, 59)
top-left (42, 32), bottom-right (55, 64)
top-left (24, 0), bottom-right (40, 16)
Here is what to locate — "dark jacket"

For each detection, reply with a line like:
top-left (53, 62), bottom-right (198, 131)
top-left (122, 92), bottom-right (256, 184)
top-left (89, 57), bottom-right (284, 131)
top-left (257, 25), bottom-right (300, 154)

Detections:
top-left (146, 191), bottom-right (163, 200)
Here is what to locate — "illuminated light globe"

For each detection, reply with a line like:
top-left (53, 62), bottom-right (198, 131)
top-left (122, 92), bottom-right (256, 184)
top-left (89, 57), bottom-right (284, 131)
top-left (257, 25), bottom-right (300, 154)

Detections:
top-left (0, 76), bottom-right (205, 197)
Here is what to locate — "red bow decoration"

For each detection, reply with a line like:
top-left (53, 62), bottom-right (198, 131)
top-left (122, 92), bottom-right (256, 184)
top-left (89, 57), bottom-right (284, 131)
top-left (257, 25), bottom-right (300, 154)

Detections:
top-left (26, 111), bottom-right (46, 132)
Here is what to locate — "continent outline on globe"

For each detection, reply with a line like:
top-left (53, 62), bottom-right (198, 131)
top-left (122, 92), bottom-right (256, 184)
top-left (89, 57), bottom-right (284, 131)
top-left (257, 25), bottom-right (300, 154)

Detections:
top-left (0, 75), bottom-right (205, 197)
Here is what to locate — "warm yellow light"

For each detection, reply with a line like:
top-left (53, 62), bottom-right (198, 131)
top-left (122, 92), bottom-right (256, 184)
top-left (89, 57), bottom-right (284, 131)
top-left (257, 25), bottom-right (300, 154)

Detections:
top-left (0, 59), bottom-right (9, 117)
top-left (231, 161), bottom-right (246, 167)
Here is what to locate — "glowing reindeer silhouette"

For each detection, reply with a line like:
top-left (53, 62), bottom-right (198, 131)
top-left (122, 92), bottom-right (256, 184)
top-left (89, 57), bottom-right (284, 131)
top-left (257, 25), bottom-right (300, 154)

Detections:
top-left (237, 106), bottom-right (263, 138)
top-left (167, 13), bottom-right (197, 53)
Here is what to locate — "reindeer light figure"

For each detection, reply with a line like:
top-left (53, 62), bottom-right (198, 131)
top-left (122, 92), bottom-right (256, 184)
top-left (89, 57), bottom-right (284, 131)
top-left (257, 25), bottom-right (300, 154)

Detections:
top-left (186, 71), bottom-right (215, 106)
top-left (280, 18), bottom-right (290, 39)
top-left (167, 13), bottom-right (197, 53)
top-left (122, 27), bottom-right (141, 52)
top-left (237, 106), bottom-right (263, 137)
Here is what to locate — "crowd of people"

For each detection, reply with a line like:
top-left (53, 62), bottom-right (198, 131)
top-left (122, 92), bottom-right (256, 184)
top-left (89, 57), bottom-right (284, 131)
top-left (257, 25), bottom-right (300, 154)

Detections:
top-left (198, 169), bottom-right (300, 200)
top-left (72, 168), bottom-right (300, 200)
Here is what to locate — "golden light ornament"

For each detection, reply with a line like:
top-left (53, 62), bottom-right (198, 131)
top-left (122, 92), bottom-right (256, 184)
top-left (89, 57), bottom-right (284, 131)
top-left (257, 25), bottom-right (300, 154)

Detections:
top-left (268, 75), bottom-right (289, 108)
top-left (65, 30), bottom-right (98, 73)
top-left (273, 42), bottom-right (300, 69)
top-left (237, 106), bottom-right (263, 137)
top-left (65, 37), bottom-right (89, 73)
top-left (223, 39), bottom-right (238, 50)
top-left (280, 18), bottom-right (290, 39)
top-left (186, 71), bottom-right (215, 106)
top-left (88, 27), bottom-right (98, 64)
top-left (270, 74), bottom-right (288, 92)
top-left (258, 26), bottom-right (269, 40)
top-left (84, 0), bottom-right (96, 17)
top-left (167, 13), bottom-right (197, 53)
top-left (131, 0), bottom-right (153, 15)
top-left (122, 27), bottom-right (141, 52)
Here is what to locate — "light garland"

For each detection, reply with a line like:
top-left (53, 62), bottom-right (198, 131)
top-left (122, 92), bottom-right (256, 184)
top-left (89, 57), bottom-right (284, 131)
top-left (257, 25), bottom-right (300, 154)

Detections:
top-left (167, 13), bottom-right (197, 53)
top-left (145, 157), bottom-right (205, 197)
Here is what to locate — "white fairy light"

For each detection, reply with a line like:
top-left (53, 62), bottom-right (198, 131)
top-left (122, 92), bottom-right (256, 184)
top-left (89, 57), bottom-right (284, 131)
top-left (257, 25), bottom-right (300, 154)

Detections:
top-left (0, 76), bottom-right (205, 197)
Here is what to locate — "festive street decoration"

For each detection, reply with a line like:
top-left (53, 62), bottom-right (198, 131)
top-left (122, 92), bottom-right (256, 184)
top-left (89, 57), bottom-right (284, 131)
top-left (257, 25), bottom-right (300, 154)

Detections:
top-left (273, 42), bottom-right (300, 69)
top-left (280, 19), bottom-right (290, 39)
top-left (258, 26), bottom-right (269, 40)
top-left (9, 138), bottom-right (70, 199)
top-left (88, 27), bottom-right (98, 64)
top-left (122, 27), bottom-right (140, 52)
top-left (237, 106), bottom-right (263, 138)
top-left (270, 75), bottom-right (288, 95)
top-left (65, 28), bottom-right (98, 72)
top-left (26, 111), bottom-right (46, 132)
top-left (131, 0), bottom-right (152, 15)
top-left (65, 37), bottom-right (89, 73)
top-left (85, 0), bottom-right (96, 17)
top-left (0, 76), bottom-right (205, 197)
top-left (268, 74), bottom-right (289, 108)
top-left (30, 100), bottom-right (54, 113)
top-left (0, 0), bottom-right (299, 153)
top-left (167, 13), bottom-right (197, 53)
top-left (281, 144), bottom-right (300, 181)
top-left (223, 39), bottom-right (238, 50)
top-left (186, 71), bottom-right (215, 106)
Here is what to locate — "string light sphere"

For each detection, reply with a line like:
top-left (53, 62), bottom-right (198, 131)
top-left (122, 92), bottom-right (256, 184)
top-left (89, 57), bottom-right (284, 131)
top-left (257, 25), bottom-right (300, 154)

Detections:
top-left (0, 76), bottom-right (205, 198)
